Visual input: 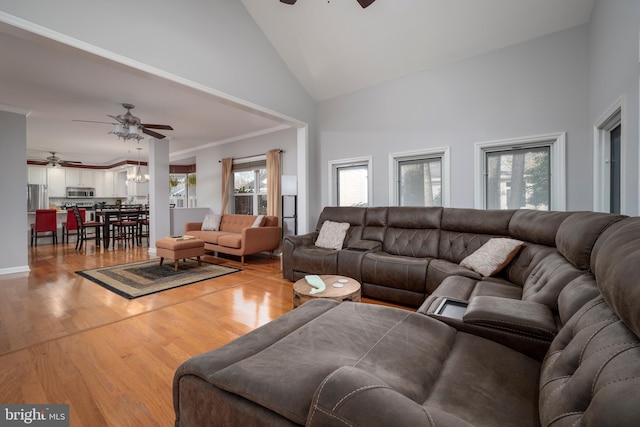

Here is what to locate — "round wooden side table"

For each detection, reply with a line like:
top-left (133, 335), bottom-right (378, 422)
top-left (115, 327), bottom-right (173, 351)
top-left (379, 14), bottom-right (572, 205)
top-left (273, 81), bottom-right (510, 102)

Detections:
top-left (292, 275), bottom-right (361, 308)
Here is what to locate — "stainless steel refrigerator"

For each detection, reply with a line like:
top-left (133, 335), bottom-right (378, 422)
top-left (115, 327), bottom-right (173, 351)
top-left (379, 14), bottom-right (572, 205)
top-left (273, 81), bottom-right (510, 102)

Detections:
top-left (27, 184), bottom-right (48, 212)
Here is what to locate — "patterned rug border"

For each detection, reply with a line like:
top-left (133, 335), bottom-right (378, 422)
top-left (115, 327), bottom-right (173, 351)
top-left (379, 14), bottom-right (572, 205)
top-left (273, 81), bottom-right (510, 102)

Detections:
top-left (76, 259), bottom-right (241, 299)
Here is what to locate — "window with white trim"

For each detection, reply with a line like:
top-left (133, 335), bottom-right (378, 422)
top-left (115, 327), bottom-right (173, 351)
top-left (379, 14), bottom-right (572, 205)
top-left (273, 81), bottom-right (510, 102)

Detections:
top-left (475, 133), bottom-right (566, 211)
top-left (329, 157), bottom-right (371, 207)
top-left (233, 160), bottom-right (267, 215)
top-left (390, 148), bottom-right (449, 206)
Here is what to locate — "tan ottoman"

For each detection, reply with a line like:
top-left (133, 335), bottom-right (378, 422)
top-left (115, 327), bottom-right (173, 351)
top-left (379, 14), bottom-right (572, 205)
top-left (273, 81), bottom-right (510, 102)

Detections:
top-left (156, 237), bottom-right (206, 271)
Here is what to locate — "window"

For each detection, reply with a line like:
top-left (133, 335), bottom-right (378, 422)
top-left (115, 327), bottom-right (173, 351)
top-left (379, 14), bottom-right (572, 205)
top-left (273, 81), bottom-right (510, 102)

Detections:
top-left (594, 100), bottom-right (623, 214)
top-left (329, 157), bottom-right (371, 207)
top-left (233, 161), bottom-right (267, 215)
top-left (475, 133), bottom-right (565, 211)
top-left (169, 173), bottom-right (197, 208)
top-left (390, 148), bottom-right (450, 206)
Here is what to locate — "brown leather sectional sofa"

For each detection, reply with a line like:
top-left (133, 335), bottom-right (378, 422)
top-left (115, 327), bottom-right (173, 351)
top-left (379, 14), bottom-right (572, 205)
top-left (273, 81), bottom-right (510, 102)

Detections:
top-left (173, 207), bottom-right (640, 426)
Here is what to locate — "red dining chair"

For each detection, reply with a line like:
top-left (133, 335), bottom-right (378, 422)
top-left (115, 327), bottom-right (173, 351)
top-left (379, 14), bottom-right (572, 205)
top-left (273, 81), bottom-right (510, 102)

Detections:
top-left (62, 208), bottom-right (86, 244)
top-left (72, 206), bottom-right (102, 250)
top-left (31, 209), bottom-right (58, 246)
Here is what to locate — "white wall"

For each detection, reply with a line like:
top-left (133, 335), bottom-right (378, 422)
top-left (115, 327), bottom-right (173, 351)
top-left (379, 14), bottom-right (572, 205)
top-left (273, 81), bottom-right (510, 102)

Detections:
top-left (317, 25), bottom-right (591, 218)
top-left (196, 128), bottom-right (298, 213)
top-left (0, 110), bottom-right (29, 274)
top-left (0, 0), bottom-right (315, 122)
top-left (589, 0), bottom-right (640, 216)
top-left (0, 1), bottom-right (315, 271)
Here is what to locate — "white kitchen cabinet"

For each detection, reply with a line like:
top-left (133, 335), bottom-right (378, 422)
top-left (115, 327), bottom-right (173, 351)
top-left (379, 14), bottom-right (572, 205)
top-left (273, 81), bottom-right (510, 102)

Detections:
top-left (47, 168), bottom-right (66, 197)
top-left (95, 171), bottom-right (116, 197)
top-left (27, 166), bottom-right (47, 185)
top-left (66, 169), bottom-right (94, 187)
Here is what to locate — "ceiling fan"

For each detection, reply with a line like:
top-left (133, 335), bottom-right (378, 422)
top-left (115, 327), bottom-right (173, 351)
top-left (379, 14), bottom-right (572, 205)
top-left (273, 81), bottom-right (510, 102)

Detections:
top-left (74, 103), bottom-right (174, 140)
top-left (32, 152), bottom-right (83, 167)
top-left (281, 0), bottom-right (376, 8)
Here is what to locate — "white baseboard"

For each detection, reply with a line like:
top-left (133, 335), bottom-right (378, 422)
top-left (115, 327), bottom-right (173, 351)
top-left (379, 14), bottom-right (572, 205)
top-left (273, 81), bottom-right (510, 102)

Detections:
top-left (0, 265), bottom-right (30, 276)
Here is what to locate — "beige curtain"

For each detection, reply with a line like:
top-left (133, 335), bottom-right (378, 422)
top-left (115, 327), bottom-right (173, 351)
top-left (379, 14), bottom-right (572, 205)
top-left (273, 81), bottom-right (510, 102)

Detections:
top-left (266, 149), bottom-right (281, 218)
top-left (220, 158), bottom-right (233, 214)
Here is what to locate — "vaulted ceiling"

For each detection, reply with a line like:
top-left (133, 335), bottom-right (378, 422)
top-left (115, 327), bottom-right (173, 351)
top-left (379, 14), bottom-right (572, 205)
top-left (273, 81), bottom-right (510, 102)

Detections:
top-left (0, 1), bottom-right (594, 165)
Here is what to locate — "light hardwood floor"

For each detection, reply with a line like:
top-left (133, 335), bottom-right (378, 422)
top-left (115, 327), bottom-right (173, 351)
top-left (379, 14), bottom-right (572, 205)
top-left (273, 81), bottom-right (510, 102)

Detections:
top-left (0, 242), bottom-right (408, 426)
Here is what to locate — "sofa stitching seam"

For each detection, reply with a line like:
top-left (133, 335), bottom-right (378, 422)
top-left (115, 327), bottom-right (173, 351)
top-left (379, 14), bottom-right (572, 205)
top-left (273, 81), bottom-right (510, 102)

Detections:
top-left (590, 343), bottom-right (640, 396)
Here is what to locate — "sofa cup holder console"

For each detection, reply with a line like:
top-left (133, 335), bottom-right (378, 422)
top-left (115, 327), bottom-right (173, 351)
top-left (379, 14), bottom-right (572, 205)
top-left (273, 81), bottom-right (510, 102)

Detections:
top-left (427, 295), bottom-right (558, 360)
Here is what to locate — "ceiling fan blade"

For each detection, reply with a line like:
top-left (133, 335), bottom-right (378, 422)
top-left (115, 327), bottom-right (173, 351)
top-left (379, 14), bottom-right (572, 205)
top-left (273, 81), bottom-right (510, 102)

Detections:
top-left (73, 119), bottom-right (117, 125)
top-left (357, 0), bottom-right (375, 8)
top-left (107, 114), bottom-right (125, 124)
top-left (141, 123), bottom-right (174, 130)
top-left (142, 128), bottom-right (167, 139)
top-left (280, 0), bottom-right (297, 4)
top-left (61, 160), bottom-right (83, 164)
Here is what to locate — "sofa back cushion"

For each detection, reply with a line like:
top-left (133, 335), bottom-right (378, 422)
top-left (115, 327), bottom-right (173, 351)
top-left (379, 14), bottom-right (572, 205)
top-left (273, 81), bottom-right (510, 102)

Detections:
top-left (436, 208), bottom-right (514, 263)
top-left (521, 251), bottom-right (582, 310)
top-left (555, 211), bottom-right (625, 271)
top-left (441, 208), bottom-right (514, 235)
top-left (591, 217), bottom-right (640, 337)
top-left (219, 214), bottom-right (257, 233)
top-left (381, 207), bottom-right (441, 257)
top-left (316, 207), bottom-right (366, 230)
top-left (362, 207), bottom-right (388, 242)
top-left (383, 228), bottom-right (439, 258)
top-left (508, 209), bottom-right (572, 246)
top-left (316, 207), bottom-right (366, 248)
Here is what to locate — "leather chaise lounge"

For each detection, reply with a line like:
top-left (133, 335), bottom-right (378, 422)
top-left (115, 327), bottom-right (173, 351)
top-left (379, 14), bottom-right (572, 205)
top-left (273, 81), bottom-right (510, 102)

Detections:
top-left (173, 208), bottom-right (640, 426)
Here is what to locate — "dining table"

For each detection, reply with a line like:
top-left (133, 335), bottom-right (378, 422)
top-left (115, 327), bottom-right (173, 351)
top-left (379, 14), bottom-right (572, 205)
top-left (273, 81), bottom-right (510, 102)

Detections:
top-left (95, 207), bottom-right (149, 249)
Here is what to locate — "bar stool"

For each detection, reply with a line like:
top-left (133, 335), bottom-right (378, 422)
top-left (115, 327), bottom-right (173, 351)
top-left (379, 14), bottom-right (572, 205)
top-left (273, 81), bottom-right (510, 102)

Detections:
top-left (31, 209), bottom-right (58, 246)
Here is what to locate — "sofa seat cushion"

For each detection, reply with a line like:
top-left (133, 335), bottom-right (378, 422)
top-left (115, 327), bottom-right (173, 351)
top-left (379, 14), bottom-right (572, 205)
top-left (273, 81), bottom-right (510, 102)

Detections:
top-left (206, 302), bottom-right (456, 425)
top-left (291, 245), bottom-right (340, 275)
top-left (185, 230), bottom-right (235, 245)
top-left (362, 252), bottom-right (430, 293)
top-left (418, 276), bottom-right (523, 314)
top-left (217, 234), bottom-right (242, 249)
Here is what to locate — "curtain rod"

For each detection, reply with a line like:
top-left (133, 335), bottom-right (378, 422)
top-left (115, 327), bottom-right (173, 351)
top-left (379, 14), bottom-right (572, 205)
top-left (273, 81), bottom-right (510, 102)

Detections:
top-left (218, 149), bottom-right (283, 163)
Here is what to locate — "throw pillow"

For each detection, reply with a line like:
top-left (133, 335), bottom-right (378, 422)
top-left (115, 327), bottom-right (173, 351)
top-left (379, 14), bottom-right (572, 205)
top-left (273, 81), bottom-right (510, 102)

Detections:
top-left (459, 238), bottom-right (524, 277)
top-left (315, 220), bottom-right (350, 250)
top-left (251, 215), bottom-right (265, 228)
top-left (202, 213), bottom-right (222, 231)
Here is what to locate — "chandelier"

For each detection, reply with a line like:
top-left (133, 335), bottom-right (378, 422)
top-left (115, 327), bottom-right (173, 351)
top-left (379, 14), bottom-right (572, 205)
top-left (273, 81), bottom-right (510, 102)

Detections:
top-left (128, 147), bottom-right (149, 183)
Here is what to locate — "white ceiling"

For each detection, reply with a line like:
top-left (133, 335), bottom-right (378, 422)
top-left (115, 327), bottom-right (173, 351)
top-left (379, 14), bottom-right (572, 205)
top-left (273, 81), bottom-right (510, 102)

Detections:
top-left (1, 0), bottom-right (594, 165)
top-left (242, 0), bottom-right (594, 101)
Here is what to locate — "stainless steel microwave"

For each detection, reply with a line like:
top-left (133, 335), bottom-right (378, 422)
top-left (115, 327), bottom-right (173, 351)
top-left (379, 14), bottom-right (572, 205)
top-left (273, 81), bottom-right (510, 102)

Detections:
top-left (66, 187), bottom-right (95, 198)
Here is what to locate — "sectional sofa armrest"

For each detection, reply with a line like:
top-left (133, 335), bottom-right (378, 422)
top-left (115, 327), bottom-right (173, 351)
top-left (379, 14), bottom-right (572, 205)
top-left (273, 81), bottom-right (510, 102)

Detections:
top-left (242, 225), bottom-right (282, 253)
top-left (184, 222), bottom-right (203, 233)
top-left (308, 366), bottom-right (472, 427)
top-left (282, 232), bottom-right (320, 280)
top-left (463, 296), bottom-right (558, 340)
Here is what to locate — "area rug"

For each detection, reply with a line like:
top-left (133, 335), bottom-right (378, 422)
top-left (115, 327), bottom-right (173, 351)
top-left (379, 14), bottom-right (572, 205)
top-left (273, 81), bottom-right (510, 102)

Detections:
top-left (76, 259), bottom-right (240, 299)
